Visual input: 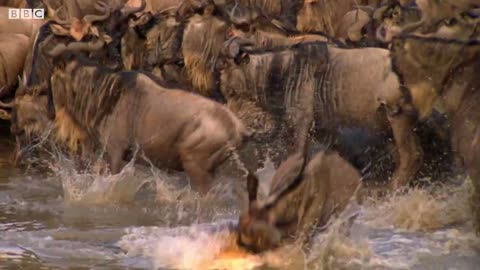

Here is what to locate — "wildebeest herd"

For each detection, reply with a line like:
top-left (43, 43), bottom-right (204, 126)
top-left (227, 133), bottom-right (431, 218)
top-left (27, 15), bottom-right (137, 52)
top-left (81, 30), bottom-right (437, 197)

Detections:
top-left (0, 0), bottom-right (479, 254)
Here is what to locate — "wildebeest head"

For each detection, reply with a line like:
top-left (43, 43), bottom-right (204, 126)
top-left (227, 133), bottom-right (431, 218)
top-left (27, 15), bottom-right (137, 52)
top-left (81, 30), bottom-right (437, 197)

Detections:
top-left (225, 2), bottom-right (302, 48)
top-left (217, 36), bottom-right (254, 96)
top-left (145, 13), bottom-right (184, 67)
top-left (238, 149), bottom-right (362, 253)
top-left (296, 0), bottom-right (356, 35)
top-left (377, 0), bottom-right (480, 42)
top-left (390, 35), bottom-right (480, 120)
top-left (176, 0), bottom-right (213, 20)
top-left (181, 10), bottom-right (229, 96)
top-left (372, 2), bottom-right (422, 43)
top-left (11, 82), bottom-right (51, 165)
top-left (15, 38), bottom-right (105, 165)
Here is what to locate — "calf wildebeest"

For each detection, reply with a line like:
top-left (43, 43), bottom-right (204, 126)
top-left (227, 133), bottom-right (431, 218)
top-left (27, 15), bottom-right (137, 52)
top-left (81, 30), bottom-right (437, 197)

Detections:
top-left (43, 39), bottom-right (249, 194)
top-left (237, 149), bottom-right (361, 252)
top-left (219, 37), bottom-right (422, 190)
top-left (0, 33), bottom-right (30, 100)
top-left (390, 35), bottom-right (480, 232)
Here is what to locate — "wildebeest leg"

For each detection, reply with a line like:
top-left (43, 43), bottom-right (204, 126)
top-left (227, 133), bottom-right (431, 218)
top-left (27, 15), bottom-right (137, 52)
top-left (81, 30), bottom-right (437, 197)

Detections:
top-left (471, 170), bottom-right (480, 234)
top-left (107, 145), bottom-right (126, 175)
top-left (469, 146), bottom-right (480, 233)
top-left (388, 114), bottom-right (424, 190)
top-left (181, 155), bottom-right (214, 195)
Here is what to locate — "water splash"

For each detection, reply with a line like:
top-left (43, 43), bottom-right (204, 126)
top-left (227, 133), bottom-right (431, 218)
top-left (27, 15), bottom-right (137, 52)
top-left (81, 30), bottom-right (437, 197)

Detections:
top-left (49, 157), bottom-right (151, 205)
top-left (361, 179), bottom-right (474, 232)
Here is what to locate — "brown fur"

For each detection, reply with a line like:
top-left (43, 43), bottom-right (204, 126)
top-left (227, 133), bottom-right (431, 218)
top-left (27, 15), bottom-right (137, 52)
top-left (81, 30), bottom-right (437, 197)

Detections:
top-left (0, 33), bottom-right (30, 95)
top-left (379, 1), bottom-right (480, 42)
top-left (49, 58), bottom-right (249, 194)
top-left (238, 150), bottom-right (361, 252)
top-left (182, 13), bottom-right (228, 95)
top-left (53, 108), bottom-right (89, 154)
top-left (13, 89), bottom-right (90, 161)
top-left (296, 0), bottom-right (356, 35)
top-left (221, 36), bottom-right (422, 190)
top-left (391, 35), bottom-right (480, 232)
top-left (0, 7), bottom-right (45, 37)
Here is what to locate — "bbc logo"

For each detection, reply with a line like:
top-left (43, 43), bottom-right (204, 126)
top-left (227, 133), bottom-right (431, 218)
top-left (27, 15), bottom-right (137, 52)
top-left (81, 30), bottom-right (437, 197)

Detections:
top-left (8, 9), bottom-right (45, 19)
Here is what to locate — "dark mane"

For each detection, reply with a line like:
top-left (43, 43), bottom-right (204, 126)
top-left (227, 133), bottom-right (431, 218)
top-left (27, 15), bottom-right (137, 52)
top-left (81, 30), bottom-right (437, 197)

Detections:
top-left (25, 20), bottom-right (54, 86)
top-left (239, 41), bottom-right (329, 124)
top-left (48, 56), bottom-right (136, 136)
top-left (25, 21), bottom-right (75, 88)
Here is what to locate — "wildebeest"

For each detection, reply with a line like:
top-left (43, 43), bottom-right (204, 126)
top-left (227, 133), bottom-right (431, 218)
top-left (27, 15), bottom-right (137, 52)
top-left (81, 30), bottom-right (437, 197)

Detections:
top-left (390, 35), bottom-right (480, 232)
top-left (296, 0), bottom-right (358, 36)
top-left (219, 37), bottom-right (422, 189)
top-left (376, 0), bottom-right (480, 43)
top-left (217, 0), bottom-right (302, 30)
top-left (121, 11), bottom-right (187, 86)
top-left (237, 149), bottom-right (361, 252)
top-left (371, 1), bottom-right (422, 43)
top-left (120, 1), bottom-right (223, 96)
top-left (123, 0), bottom-right (308, 97)
top-left (42, 39), bottom-right (249, 194)
top-left (0, 33), bottom-right (30, 100)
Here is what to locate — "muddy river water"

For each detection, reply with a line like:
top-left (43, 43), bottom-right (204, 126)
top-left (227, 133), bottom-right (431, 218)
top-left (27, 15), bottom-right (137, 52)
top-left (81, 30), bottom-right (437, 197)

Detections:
top-left (0, 137), bottom-right (479, 270)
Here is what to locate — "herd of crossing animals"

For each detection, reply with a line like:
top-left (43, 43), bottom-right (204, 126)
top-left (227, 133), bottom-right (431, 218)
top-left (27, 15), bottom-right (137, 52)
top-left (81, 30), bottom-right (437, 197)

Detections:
top-left (0, 0), bottom-right (479, 253)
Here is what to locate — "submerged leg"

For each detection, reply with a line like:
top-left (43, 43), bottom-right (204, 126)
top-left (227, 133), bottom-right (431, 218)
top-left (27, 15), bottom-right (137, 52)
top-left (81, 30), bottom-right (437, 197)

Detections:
top-left (107, 144), bottom-right (127, 175)
top-left (388, 114), bottom-right (424, 190)
top-left (181, 156), bottom-right (214, 195)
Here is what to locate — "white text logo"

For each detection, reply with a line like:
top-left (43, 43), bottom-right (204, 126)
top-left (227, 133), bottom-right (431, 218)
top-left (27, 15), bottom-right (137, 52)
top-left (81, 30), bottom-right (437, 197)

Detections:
top-left (8, 9), bottom-right (45, 19)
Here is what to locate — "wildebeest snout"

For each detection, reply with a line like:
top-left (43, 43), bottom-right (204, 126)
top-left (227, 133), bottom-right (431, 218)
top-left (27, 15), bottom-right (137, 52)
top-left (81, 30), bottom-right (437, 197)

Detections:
top-left (237, 211), bottom-right (282, 253)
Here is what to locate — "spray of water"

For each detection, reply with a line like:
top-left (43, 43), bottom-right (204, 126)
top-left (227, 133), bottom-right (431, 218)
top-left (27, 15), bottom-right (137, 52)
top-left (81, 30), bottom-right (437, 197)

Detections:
top-left (361, 179), bottom-right (474, 232)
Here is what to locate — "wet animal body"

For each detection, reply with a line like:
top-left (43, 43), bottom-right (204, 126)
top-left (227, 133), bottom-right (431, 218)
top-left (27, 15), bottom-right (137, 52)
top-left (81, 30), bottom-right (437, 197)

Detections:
top-left (390, 35), bottom-right (480, 232)
top-left (220, 37), bottom-right (422, 189)
top-left (28, 39), bottom-right (249, 194)
top-left (237, 150), bottom-right (361, 252)
top-left (5, 0), bottom-right (480, 254)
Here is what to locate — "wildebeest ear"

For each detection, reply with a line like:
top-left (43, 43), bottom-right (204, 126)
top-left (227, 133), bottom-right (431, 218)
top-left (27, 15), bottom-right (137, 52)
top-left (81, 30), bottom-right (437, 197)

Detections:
top-left (246, 172), bottom-right (259, 205)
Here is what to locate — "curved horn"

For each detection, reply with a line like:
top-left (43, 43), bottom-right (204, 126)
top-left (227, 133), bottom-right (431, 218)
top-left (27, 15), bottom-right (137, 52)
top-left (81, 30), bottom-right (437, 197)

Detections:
top-left (51, 5), bottom-right (71, 25)
top-left (47, 39), bottom-right (106, 57)
top-left (121, 0), bottom-right (146, 16)
top-left (0, 109), bottom-right (11, 120)
top-left (83, 1), bottom-right (111, 24)
top-left (355, 5), bottom-right (375, 16)
top-left (400, 18), bottom-right (425, 33)
top-left (373, 5), bottom-right (391, 20)
top-left (0, 100), bottom-right (14, 109)
top-left (223, 37), bottom-right (255, 58)
top-left (0, 86), bottom-right (8, 99)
